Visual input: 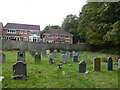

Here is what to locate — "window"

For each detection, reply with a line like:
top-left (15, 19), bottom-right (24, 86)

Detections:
top-left (20, 30), bottom-right (23, 34)
top-left (30, 31), bottom-right (38, 35)
top-left (24, 37), bottom-right (28, 41)
top-left (47, 35), bottom-right (53, 38)
top-left (7, 30), bottom-right (16, 34)
top-left (55, 35), bottom-right (58, 38)
top-left (60, 35), bottom-right (63, 38)
top-left (24, 31), bottom-right (27, 34)
top-left (65, 36), bottom-right (70, 39)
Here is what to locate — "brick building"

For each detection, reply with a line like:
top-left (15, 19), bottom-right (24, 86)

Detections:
top-left (43, 29), bottom-right (73, 44)
top-left (1, 23), bottom-right (41, 42)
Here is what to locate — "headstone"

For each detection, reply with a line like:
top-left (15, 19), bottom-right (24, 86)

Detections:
top-left (35, 54), bottom-right (41, 62)
top-left (78, 61), bottom-right (86, 73)
top-left (76, 52), bottom-right (80, 58)
top-left (38, 50), bottom-right (41, 55)
top-left (92, 55), bottom-right (96, 61)
top-left (108, 57), bottom-right (113, 70)
top-left (48, 54), bottom-right (54, 64)
top-left (69, 52), bottom-right (73, 58)
top-left (46, 50), bottom-right (50, 54)
top-left (73, 56), bottom-right (78, 62)
top-left (94, 58), bottom-right (101, 71)
top-left (52, 50), bottom-right (57, 58)
top-left (42, 51), bottom-right (47, 56)
top-left (61, 54), bottom-right (67, 63)
top-left (13, 61), bottom-right (27, 78)
top-left (72, 51), bottom-right (76, 56)
top-left (30, 50), bottom-right (36, 56)
top-left (17, 51), bottom-right (25, 62)
top-left (0, 52), bottom-right (5, 63)
top-left (118, 59), bottom-right (120, 69)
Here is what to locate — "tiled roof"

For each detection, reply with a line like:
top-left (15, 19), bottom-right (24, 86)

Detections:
top-left (4, 23), bottom-right (40, 30)
top-left (44, 29), bottom-right (73, 36)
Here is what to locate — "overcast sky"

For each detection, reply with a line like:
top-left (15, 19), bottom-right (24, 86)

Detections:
top-left (0, 0), bottom-right (87, 30)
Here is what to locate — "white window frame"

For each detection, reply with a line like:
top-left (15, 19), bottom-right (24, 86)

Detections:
top-left (30, 31), bottom-right (38, 35)
top-left (55, 35), bottom-right (58, 38)
top-left (20, 30), bottom-right (23, 34)
top-left (7, 30), bottom-right (16, 34)
top-left (24, 31), bottom-right (27, 34)
top-left (24, 37), bottom-right (28, 41)
top-left (65, 36), bottom-right (70, 39)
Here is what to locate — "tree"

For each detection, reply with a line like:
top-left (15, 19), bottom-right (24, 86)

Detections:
top-left (62, 14), bottom-right (79, 43)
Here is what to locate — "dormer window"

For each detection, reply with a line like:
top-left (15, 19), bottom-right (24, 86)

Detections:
top-left (7, 30), bottom-right (16, 34)
top-left (65, 36), bottom-right (70, 39)
top-left (24, 31), bottom-right (27, 34)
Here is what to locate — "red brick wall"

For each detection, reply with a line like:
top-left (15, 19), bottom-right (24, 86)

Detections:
top-left (43, 35), bottom-right (73, 44)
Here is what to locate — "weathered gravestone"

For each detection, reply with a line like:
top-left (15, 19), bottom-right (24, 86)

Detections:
top-left (46, 50), bottom-right (50, 54)
top-left (30, 50), bottom-right (36, 56)
top-left (35, 54), bottom-right (41, 62)
top-left (48, 54), bottom-right (54, 64)
top-left (76, 52), bottom-right (80, 58)
top-left (61, 54), bottom-right (67, 63)
top-left (73, 56), bottom-right (78, 62)
top-left (118, 59), bottom-right (120, 69)
top-left (17, 51), bottom-right (25, 62)
top-left (69, 52), bottom-right (73, 58)
top-left (72, 51), bottom-right (76, 56)
top-left (94, 58), bottom-right (101, 71)
top-left (13, 61), bottom-right (27, 78)
top-left (0, 52), bottom-right (5, 63)
top-left (42, 51), bottom-right (47, 56)
top-left (108, 57), bottom-right (113, 70)
top-left (78, 61), bottom-right (86, 73)
top-left (52, 50), bottom-right (57, 58)
top-left (38, 50), bottom-right (41, 55)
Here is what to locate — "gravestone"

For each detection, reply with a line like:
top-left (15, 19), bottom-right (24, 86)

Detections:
top-left (38, 50), bottom-right (41, 55)
top-left (118, 59), bottom-right (120, 69)
top-left (72, 51), bottom-right (76, 56)
top-left (92, 55), bottom-right (96, 61)
top-left (46, 50), bottom-right (50, 54)
top-left (73, 56), bottom-right (78, 62)
top-left (108, 57), bottom-right (113, 70)
top-left (42, 51), bottom-right (47, 56)
top-left (0, 52), bottom-right (5, 63)
top-left (61, 54), bottom-right (67, 63)
top-left (94, 58), bottom-right (101, 71)
top-left (30, 50), bottom-right (36, 56)
top-left (13, 61), bottom-right (27, 78)
top-left (78, 61), bottom-right (86, 73)
top-left (48, 54), bottom-right (54, 64)
top-left (76, 52), bottom-right (80, 58)
top-left (35, 54), bottom-right (41, 62)
top-left (69, 52), bottom-right (73, 58)
top-left (17, 51), bottom-right (25, 62)
top-left (52, 50), bottom-right (57, 58)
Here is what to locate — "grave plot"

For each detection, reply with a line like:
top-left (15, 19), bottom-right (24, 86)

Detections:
top-left (1, 51), bottom-right (119, 88)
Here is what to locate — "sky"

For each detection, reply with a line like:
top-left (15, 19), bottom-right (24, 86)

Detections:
top-left (0, 0), bottom-right (87, 30)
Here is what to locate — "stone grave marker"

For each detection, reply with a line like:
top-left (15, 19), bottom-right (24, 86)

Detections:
top-left (17, 51), bottom-right (25, 62)
top-left (93, 58), bottom-right (101, 71)
top-left (69, 52), bottom-right (73, 58)
top-left (92, 55), bottom-right (96, 61)
top-left (0, 52), bottom-right (5, 63)
top-left (35, 54), bottom-right (41, 62)
top-left (118, 59), bottom-right (120, 69)
top-left (78, 61), bottom-right (86, 73)
top-left (46, 50), bottom-right (50, 54)
top-left (73, 56), bottom-right (78, 62)
top-left (52, 50), bottom-right (57, 58)
top-left (30, 50), bottom-right (36, 56)
top-left (48, 54), bottom-right (54, 64)
top-left (61, 54), bottom-right (67, 63)
top-left (42, 51), bottom-right (47, 56)
top-left (13, 61), bottom-right (27, 78)
top-left (72, 51), bottom-right (76, 56)
top-left (38, 50), bottom-right (41, 55)
top-left (76, 52), bottom-right (80, 58)
top-left (108, 57), bottom-right (113, 70)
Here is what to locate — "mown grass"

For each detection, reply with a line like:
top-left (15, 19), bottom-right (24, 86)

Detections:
top-left (1, 51), bottom-right (119, 88)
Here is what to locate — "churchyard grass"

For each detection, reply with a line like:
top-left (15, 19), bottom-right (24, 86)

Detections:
top-left (1, 51), bottom-right (118, 88)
